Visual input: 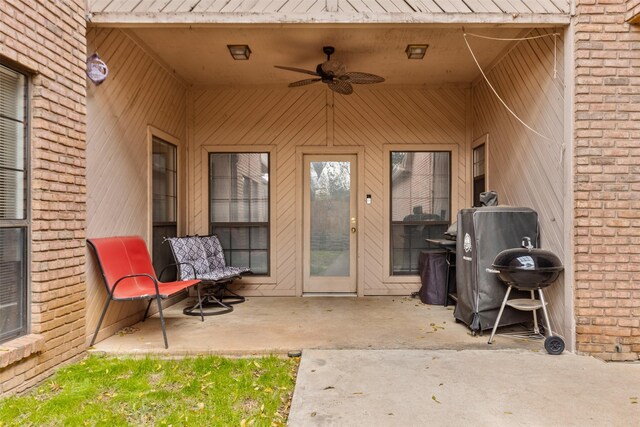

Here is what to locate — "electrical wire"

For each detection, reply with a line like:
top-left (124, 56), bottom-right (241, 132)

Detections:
top-left (463, 30), bottom-right (552, 140)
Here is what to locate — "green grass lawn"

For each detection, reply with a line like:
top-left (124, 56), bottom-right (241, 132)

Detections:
top-left (0, 355), bottom-right (298, 427)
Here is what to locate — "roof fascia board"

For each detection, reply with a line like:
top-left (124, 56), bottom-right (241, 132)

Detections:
top-left (86, 12), bottom-right (571, 27)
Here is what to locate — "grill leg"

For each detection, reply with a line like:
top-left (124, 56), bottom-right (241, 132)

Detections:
top-left (531, 290), bottom-right (540, 335)
top-left (488, 285), bottom-right (512, 344)
top-left (538, 288), bottom-right (554, 337)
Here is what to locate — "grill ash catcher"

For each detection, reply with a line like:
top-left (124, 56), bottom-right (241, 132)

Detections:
top-left (487, 237), bottom-right (565, 355)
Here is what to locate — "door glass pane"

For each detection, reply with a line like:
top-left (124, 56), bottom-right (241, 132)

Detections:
top-left (309, 161), bottom-right (351, 277)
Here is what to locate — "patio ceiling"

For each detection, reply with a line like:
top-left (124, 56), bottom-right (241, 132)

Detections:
top-left (126, 26), bottom-right (531, 86)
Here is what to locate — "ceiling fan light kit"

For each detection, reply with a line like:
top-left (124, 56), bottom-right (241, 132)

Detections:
top-left (405, 44), bottom-right (429, 59)
top-left (274, 46), bottom-right (385, 95)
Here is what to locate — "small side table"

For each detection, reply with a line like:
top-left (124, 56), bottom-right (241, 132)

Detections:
top-left (425, 238), bottom-right (457, 307)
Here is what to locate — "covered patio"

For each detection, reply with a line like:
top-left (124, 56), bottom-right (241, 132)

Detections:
top-left (90, 297), bottom-right (541, 355)
top-left (84, 1), bottom-right (573, 354)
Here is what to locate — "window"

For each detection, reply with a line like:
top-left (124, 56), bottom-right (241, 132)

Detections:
top-left (0, 63), bottom-right (29, 343)
top-left (472, 143), bottom-right (486, 207)
top-left (390, 151), bottom-right (451, 275)
top-left (152, 136), bottom-right (178, 280)
top-left (209, 153), bottom-right (269, 275)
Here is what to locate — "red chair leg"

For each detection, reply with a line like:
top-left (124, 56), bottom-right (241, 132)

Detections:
top-left (90, 297), bottom-right (112, 347)
top-left (143, 299), bottom-right (153, 321)
top-left (155, 296), bottom-right (169, 349)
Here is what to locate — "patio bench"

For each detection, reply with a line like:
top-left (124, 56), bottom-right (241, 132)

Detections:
top-left (87, 236), bottom-right (203, 349)
top-left (166, 235), bottom-right (251, 316)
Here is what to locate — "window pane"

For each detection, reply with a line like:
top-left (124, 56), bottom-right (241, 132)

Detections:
top-left (0, 65), bottom-right (26, 121)
top-left (231, 251), bottom-right (249, 267)
top-left (0, 117), bottom-right (25, 170)
top-left (390, 151), bottom-right (451, 275)
top-left (250, 226), bottom-right (268, 250)
top-left (0, 228), bottom-right (27, 343)
top-left (473, 144), bottom-right (485, 179)
top-left (391, 152), bottom-right (450, 222)
top-left (250, 251), bottom-right (268, 274)
top-left (152, 138), bottom-right (177, 223)
top-left (230, 227), bottom-right (250, 249)
top-left (210, 153), bottom-right (270, 275)
top-left (0, 169), bottom-right (25, 220)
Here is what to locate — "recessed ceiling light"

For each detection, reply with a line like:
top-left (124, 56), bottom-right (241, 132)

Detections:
top-left (405, 44), bottom-right (429, 60)
top-left (227, 45), bottom-right (251, 60)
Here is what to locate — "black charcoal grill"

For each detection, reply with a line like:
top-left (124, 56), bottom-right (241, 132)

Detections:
top-left (487, 237), bottom-right (565, 354)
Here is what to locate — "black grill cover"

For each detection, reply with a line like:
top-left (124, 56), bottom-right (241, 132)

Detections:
top-left (453, 207), bottom-right (538, 331)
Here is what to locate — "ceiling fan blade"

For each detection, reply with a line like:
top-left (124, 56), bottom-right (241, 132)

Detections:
top-left (328, 80), bottom-right (353, 95)
top-left (321, 60), bottom-right (346, 76)
top-left (274, 65), bottom-right (319, 76)
top-left (341, 72), bottom-right (385, 84)
top-left (289, 78), bottom-right (322, 87)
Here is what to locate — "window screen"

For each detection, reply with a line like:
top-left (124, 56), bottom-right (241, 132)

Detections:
top-left (0, 63), bottom-right (29, 343)
top-left (209, 153), bottom-right (269, 275)
top-left (390, 151), bottom-right (451, 275)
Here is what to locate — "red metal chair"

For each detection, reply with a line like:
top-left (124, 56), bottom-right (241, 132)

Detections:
top-left (87, 236), bottom-right (202, 349)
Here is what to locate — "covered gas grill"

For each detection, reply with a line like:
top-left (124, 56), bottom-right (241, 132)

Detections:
top-left (487, 237), bottom-right (565, 355)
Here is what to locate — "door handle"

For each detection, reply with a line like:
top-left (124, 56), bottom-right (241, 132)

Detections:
top-left (351, 227), bottom-right (357, 233)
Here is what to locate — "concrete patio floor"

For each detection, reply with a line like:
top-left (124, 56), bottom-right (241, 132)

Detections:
top-left (91, 296), bottom-right (541, 355)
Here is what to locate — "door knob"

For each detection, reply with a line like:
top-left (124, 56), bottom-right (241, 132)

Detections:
top-left (351, 227), bottom-right (357, 233)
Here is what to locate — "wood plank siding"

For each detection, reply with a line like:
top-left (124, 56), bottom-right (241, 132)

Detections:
top-left (471, 28), bottom-right (570, 339)
top-left (86, 0), bottom-right (571, 25)
top-left (86, 28), bottom-right (188, 344)
top-left (189, 85), bottom-right (468, 295)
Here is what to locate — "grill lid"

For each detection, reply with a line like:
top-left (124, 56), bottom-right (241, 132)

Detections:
top-left (493, 247), bottom-right (563, 271)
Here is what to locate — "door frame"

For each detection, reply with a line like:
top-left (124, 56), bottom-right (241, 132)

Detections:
top-left (295, 146), bottom-right (365, 296)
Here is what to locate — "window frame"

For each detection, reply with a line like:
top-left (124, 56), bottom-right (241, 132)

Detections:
top-left (383, 144), bottom-right (458, 282)
top-left (0, 60), bottom-right (31, 344)
top-left (202, 145), bottom-right (277, 284)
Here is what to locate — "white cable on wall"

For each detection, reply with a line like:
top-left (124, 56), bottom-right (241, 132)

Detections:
top-left (463, 30), bottom-right (560, 140)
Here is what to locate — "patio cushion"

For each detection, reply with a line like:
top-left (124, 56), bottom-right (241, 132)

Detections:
top-left (200, 235), bottom-right (227, 270)
top-left (195, 266), bottom-right (250, 282)
top-left (167, 236), bottom-right (211, 280)
top-left (200, 235), bottom-right (251, 275)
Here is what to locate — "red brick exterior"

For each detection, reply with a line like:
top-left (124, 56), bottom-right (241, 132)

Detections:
top-left (0, 0), bottom-right (88, 394)
top-left (574, 0), bottom-right (640, 361)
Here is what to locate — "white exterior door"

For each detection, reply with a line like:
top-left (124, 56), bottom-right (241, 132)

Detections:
top-left (303, 155), bottom-right (357, 293)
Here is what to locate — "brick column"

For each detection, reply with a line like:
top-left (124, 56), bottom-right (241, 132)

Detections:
top-left (574, 0), bottom-right (640, 361)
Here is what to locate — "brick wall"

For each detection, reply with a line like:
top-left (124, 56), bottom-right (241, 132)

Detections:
top-left (0, 0), bottom-right (87, 394)
top-left (574, 0), bottom-right (640, 361)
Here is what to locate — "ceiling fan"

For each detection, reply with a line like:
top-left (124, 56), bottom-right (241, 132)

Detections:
top-left (275, 46), bottom-right (385, 95)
